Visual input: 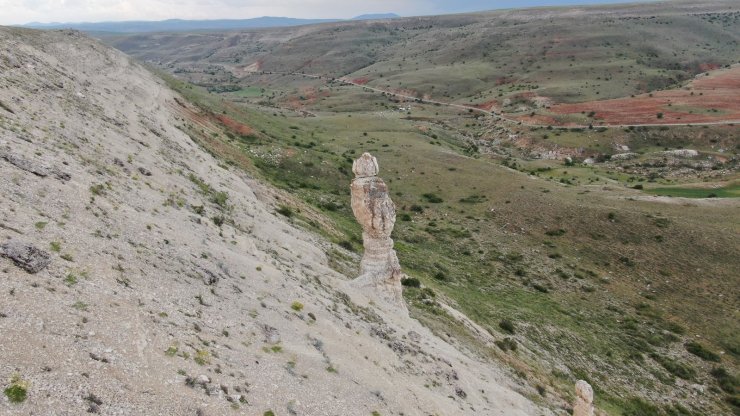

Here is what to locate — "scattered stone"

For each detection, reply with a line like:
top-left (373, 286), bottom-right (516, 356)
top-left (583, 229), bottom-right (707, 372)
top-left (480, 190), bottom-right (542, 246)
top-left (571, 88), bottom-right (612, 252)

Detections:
top-left (0, 239), bottom-right (51, 273)
top-left (662, 149), bottom-right (699, 158)
top-left (260, 323), bottom-right (281, 344)
top-left (0, 152), bottom-right (70, 181)
top-left (196, 375), bottom-right (210, 386)
top-left (573, 380), bottom-right (594, 416)
top-left (138, 166), bottom-right (152, 176)
top-left (89, 352), bottom-right (109, 363)
top-left (455, 387), bottom-right (467, 399)
top-left (610, 152), bottom-right (638, 160)
top-left (205, 384), bottom-right (222, 398)
top-left (349, 153), bottom-right (405, 308)
top-left (1, 152), bottom-right (50, 177)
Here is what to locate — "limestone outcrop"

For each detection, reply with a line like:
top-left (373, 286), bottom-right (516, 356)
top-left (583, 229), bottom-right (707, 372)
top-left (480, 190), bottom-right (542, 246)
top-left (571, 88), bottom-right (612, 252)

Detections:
top-left (350, 153), bottom-right (405, 308)
top-left (0, 239), bottom-right (51, 273)
top-left (574, 380), bottom-right (594, 416)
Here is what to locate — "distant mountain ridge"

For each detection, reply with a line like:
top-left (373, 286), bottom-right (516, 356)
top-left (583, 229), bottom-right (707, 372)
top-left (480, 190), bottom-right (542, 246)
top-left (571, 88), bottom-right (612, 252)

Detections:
top-left (22, 13), bottom-right (400, 33)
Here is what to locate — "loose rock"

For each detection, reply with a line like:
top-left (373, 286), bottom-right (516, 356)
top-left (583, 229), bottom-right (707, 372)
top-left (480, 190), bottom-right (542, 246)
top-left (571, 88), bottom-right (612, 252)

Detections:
top-left (1, 239), bottom-right (52, 273)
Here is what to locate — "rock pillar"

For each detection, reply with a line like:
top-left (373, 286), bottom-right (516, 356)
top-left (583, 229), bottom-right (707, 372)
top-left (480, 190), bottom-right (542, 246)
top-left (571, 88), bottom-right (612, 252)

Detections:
top-left (349, 153), bottom-right (405, 308)
top-left (574, 380), bottom-right (594, 416)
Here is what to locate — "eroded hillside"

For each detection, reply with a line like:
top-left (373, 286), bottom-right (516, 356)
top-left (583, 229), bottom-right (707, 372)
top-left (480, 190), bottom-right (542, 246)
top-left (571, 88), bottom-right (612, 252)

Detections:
top-left (0, 28), bottom-right (552, 415)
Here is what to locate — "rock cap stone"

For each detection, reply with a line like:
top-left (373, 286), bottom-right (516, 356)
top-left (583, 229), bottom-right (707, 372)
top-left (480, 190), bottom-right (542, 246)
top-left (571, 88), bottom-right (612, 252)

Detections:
top-left (352, 152), bottom-right (379, 178)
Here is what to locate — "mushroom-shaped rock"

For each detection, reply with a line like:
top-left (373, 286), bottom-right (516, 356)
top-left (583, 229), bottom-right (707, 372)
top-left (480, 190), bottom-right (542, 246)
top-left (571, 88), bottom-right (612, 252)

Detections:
top-left (350, 153), bottom-right (406, 309)
top-left (574, 380), bottom-right (594, 416)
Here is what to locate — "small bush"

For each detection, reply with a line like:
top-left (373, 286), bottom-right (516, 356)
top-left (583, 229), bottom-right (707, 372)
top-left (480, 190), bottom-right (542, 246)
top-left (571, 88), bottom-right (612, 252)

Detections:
top-left (622, 397), bottom-right (660, 416)
top-left (291, 301), bottom-right (304, 311)
top-left (64, 274), bottom-right (78, 286)
top-left (276, 205), bottom-right (293, 217)
top-left (651, 353), bottom-right (696, 380)
top-left (194, 349), bottom-right (210, 366)
top-left (685, 342), bottom-right (720, 362)
top-left (710, 367), bottom-right (738, 393)
top-left (89, 184), bottom-right (106, 196)
top-left (495, 337), bottom-right (517, 352)
top-left (3, 374), bottom-right (29, 403)
top-left (338, 240), bottom-right (354, 251)
top-left (210, 191), bottom-right (229, 208)
top-left (422, 193), bottom-right (443, 203)
top-left (544, 228), bottom-right (565, 236)
top-left (532, 283), bottom-right (549, 293)
top-left (401, 277), bottom-right (421, 287)
top-left (212, 215), bottom-right (225, 226)
top-left (499, 319), bottom-right (515, 334)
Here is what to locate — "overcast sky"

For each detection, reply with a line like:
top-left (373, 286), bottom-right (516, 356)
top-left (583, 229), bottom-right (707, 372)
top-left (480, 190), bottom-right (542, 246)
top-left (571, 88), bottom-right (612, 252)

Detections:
top-left (2, 0), bottom-right (641, 25)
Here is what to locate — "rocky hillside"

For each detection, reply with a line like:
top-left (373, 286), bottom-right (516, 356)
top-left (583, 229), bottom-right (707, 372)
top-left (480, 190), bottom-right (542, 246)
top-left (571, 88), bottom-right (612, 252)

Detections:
top-left (0, 28), bottom-right (552, 415)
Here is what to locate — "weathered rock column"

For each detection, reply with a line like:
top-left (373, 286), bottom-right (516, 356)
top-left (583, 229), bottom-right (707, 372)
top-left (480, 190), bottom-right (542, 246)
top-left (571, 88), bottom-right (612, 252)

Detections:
top-left (574, 380), bottom-right (594, 416)
top-left (350, 153), bottom-right (406, 308)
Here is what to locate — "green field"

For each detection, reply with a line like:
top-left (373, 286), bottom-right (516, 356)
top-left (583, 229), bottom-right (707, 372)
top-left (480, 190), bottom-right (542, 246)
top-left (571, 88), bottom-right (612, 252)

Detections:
top-left (646, 183), bottom-right (740, 198)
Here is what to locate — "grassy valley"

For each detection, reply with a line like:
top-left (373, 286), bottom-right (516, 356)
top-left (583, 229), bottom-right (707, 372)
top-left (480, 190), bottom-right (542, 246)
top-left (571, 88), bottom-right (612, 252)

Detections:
top-left (102, 2), bottom-right (740, 414)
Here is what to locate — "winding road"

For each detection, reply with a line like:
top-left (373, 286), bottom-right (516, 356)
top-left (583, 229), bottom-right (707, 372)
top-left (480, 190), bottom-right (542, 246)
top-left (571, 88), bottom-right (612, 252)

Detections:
top-left (252, 70), bottom-right (740, 129)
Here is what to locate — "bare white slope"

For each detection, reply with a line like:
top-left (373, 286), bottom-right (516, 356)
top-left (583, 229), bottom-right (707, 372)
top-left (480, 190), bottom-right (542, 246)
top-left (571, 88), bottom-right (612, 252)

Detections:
top-left (0, 28), bottom-right (550, 416)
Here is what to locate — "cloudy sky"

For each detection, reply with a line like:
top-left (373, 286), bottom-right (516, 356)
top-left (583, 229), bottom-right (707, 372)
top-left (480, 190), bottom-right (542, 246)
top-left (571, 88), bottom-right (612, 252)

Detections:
top-left (2, 0), bottom-right (637, 25)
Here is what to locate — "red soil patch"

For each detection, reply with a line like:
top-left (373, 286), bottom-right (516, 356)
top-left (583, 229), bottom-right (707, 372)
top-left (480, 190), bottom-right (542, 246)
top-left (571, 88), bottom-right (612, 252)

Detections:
top-left (282, 87), bottom-right (329, 110)
top-left (475, 100), bottom-right (501, 111)
top-left (215, 114), bottom-right (255, 136)
top-left (535, 66), bottom-right (740, 125)
top-left (698, 63), bottom-right (720, 72)
top-left (352, 77), bottom-right (370, 85)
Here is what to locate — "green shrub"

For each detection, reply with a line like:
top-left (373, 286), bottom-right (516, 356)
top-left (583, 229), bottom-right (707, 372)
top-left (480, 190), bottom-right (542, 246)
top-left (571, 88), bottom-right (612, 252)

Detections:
top-left (544, 229), bottom-right (566, 236)
top-left (291, 301), bottom-right (304, 311)
top-left (422, 193), bottom-right (443, 203)
top-left (194, 349), bottom-right (210, 365)
top-left (499, 319), bottom-right (515, 334)
top-left (622, 397), bottom-right (660, 416)
top-left (210, 191), bottom-right (229, 208)
top-left (651, 353), bottom-right (696, 380)
top-left (710, 367), bottom-right (738, 393)
top-left (401, 277), bottom-right (421, 287)
top-left (495, 337), bottom-right (517, 352)
top-left (3, 374), bottom-right (28, 403)
top-left (685, 342), bottom-right (720, 362)
top-left (276, 205), bottom-right (293, 217)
